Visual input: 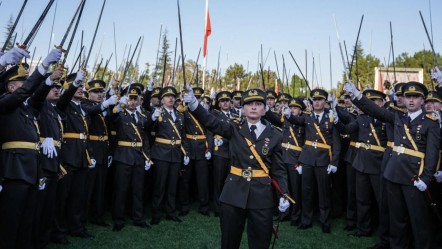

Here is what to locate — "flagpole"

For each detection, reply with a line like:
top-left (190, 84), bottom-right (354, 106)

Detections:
top-left (202, 0), bottom-right (210, 90)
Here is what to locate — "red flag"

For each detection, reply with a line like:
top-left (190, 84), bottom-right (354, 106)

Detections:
top-left (274, 79), bottom-right (280, 94)
top-left (203, 0), bottom-right (211, 58)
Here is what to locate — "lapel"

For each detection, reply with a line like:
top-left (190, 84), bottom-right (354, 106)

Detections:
top-left (256, 120), bottom-right (273, 143)
top-left (410, 112), bottom-right (424, 127)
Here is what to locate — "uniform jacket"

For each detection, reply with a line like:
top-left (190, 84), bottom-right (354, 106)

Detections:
top-left (82, 100), bottom-right (109, 165)
top-left (353, 95), bottom-right (440, 185)
top-left (287, 109), bottom-right (341, 167)
top-left (191, 105), bottom-right (287, 209)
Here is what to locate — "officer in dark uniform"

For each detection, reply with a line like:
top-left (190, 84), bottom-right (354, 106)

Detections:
top-left (335, 89), bottom-right (387, 237)
top-left (266, 90), bottom-right (277, 111)
top-left (335, 93), bottom-right (359, 231)
top-left (110, 86), bottom-right (152, 231)
top-left (283, 89), bottom-right (341, 233)
top-left (179, 87), bottom-right (211, 216)
top-left (266, 97), bottom-right (306, 226)
top-left (81, 80), bottom-right (116, 227)
top-left (52, 69), bottom-right (93, 242)
top-left (30, 67), bottom-right (65, 248)
top-left (231, 90), bottom-right (243, 117)
top-left (210, 91), bottom-right (238, 217)
top-left (345, 81), bottom-right (440, 249)
top-left (148, 86), bottom-right (189, 225)
top-left (184, 87), bottom-right (290, 249)
top-left (0, 48), bottom-right (62, 249)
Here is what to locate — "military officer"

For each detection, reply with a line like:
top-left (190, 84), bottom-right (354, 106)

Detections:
top-left (184, 87), bottom-right (290, 249)
top-left (345, 81), bottom-right (440, 249)
top-left (231, 90), bottom-right (243, 117)
top-left (110, 85), bottom-right (152, 231)
top-left (283, 89), bottom-right (341, 233)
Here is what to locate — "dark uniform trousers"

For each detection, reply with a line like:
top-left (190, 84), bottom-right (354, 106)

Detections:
top-left (152, 160), bottom-right (181, 218)
top-left (191, 105), bottom-right (288, 249)
top-left (0, 68), bottom-right (47, 249)
top-left (81, 101), bottom-right (109, 224)
top-left (211, 110), bottom-right (233, 216)
top-left (31, 98), bottom-right (63, 248)
top-left (287, 111), bottom-right (341, 228)
top-left (179, 159), bottom-right (210, 213)
top-left (53, 83), bottom-right (91, 238)
top-left (110, 109), bottom-right (151, 225)
top-left (355, 171), bottom-right (380, 234)
top-left (286, 163), bottom-right (302, 223)
top-left (353, 95), bottom-right (440, 249)
top-left (346, 161), bottom-right (357, 227)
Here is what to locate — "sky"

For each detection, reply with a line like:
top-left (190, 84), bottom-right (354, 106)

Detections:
top-left (1, 0), bottom-right (441, 91)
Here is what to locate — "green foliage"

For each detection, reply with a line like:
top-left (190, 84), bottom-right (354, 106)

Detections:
top-left (47, 209), bottom-right (375, 249)
top-left (3, 15), bottom-right (14, 51)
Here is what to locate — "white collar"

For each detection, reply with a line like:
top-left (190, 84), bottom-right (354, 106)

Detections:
top-left (408, 109), bottom-right (422, 121)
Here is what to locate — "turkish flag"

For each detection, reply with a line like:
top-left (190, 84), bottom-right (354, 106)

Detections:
top-left (203, 1), bottom-right (211, 58)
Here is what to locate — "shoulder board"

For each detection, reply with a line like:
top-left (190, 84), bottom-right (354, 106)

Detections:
top-left (304, 110), bottom-right (311, 115)
top-left (176, 104), bottom-right (187, 113)
top-left (391, 106), bottom-right (407, 113)
top-left (426, 114), bottom-right (438, 121)
top-left (273, 125), bottom-right (282, 132)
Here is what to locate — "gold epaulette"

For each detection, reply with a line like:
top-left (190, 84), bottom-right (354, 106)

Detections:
top-left (389, 103), bottom-right (407, 113)
top-left (303, 110), bottom-right (311, 115)
top-left (273, 126), bottom-right (282, 132)
top-left (426, 114), bottom-right (438, 121)
top-left (177, 104), bottom-right (187, 113)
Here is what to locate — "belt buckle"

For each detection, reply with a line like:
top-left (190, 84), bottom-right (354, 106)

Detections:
top-left (79, 133), bottom-right (85, 140)
top-left (192, 135), bottom-right (197, 140)
top-left (397, 146), bottom-right (405, 155)
top-left (242, 167), bottom-right (253, 181)
top-left (171, 139), bottom-right (176, 145)
top-left (131, 142), bottom-right (137, 147)
top-left (99, 136), bottom-right (104, 141)
top-left (355, 142), bottom-right (361, 148)
top-left (285, 143), bottom-right (290, 150)
top-left (35, 143), bottom-right (40, 150)
top-left (312, 141), bottom-right (318, 149)
top-left (364, 143), bottom-right (371, 150)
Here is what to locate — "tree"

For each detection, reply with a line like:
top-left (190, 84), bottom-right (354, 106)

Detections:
top-left (155, 30), bottom-right (171, 86)
top-left (3, 15), bottom-right (14, 51)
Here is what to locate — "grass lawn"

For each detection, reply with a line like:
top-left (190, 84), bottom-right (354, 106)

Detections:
top-left (48, 208), bottom-right (376, 249)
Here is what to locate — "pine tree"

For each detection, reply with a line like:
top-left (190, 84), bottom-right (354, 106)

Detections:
top-left (3, 15), bottom-right (14, 51)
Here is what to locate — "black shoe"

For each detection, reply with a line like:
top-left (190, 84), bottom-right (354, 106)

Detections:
top-left (290, 220), bottom-right (300, 226)
top-left (134, 221), bottom-right (151, 229)
top-left (322, 224), bottom-right (331, 234)
top-left (52, 236), bottom-right (71, 245)
top-left (344, 225), bottom-right (356, 231)
top-left (112, 224), bottom-right (125, 232)
top-left (70, 231), bottom-right (93, 238)
top-left (150, 218), bottom-right (161, 225)
top-left (166, 216), bottom-right (182, 222)
top-left (348, 231), bottom-right (370, 237)
top-left (298, 223), bottom-right (312, 230)
top-left (199, 211), bottom-right (210, 217)
top-left (179, 210), bottom-right (189, 217)
top-left (91, 220), bottom-right (110, 227)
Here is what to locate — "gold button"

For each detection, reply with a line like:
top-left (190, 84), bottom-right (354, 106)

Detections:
top-left (250, 155), bottom-right (254, 159)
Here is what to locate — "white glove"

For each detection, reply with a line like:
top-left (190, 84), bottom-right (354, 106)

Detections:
top-left (278, 197), bottom-right (290, 212)
top-left (434, 171), bottom-right (442, 183)
top-left (183, 85), bottom-right (198, 111)
top-left (102, 95), bottom-right (117, 109)
top-left (0, 184), bottom-right (2, 192)
top-left (147, 78), bottom-right (155, 91)
top-left (41, 137), bottom-right (58, 158)
top-left (145, 160), bottom-right (151, 171)
top-left (42, 49), bottom-right (63, 68)
top-left (296, 165), bottom-right (302, 175)
top-left (0, 47), bottom-right (30, 67)
top-left (344, 81), bottom-right (360, 99)
top-left (89, 159), bottom-right (96, 169)
top-left (73, 70), bottom-right (86, 87)
top-left (118, 96), bottom-right (128, 105)
top-left (413, 179), bottom-right (427, 191)
top-left (329, 109), bottom-right (339, 124)
top-left (431, 67), bottom-right (442, 84)
top-left (214, 138), bottom-right (223, 147)
top-left (108, 87), bottom-right (115, 96)
top-left (151, 107), bottom-right (161, 121)
top-left (432, 111), bottom-right (441, 125)
top-left (38, 178), bottom-right (47, 191)
top-left (327, 165), bottom-right (337, 174)
top-left (210, 91), bottom-right (217, 100)
top-left (201, 102), bottom-right (210, 111)
top-left (205, 151), bottom-right (211, 160)
top-left (183, 156), bottom-right (190, 166)
top-left (107, 156), bottom-right (113, 168)
top-left (283, 106), bottom-right (291, 118)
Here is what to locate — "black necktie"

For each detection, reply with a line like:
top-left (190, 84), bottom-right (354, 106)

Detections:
top-left (169, 111), bottom-right (174, 121)
top-left (250, 125), bottom-right (257, 141)
top-left (131, 113), bottom-right (136, 124)
top-left (316, 115), bottom-right (320, 123)
top-left (226, 113), bottom-right (230, 118)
